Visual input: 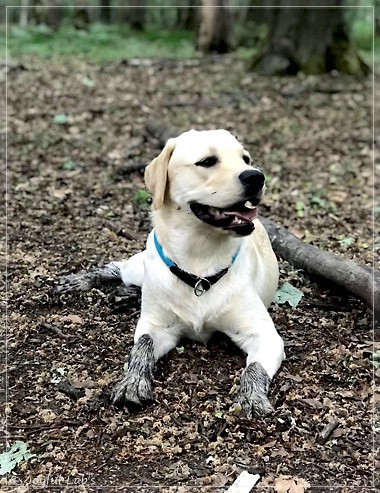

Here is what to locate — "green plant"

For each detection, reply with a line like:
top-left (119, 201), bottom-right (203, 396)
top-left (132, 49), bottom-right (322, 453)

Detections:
top-left (133, 189), bottom-right (151, 211)
top-left (3, 23), bottom-right (195, 62)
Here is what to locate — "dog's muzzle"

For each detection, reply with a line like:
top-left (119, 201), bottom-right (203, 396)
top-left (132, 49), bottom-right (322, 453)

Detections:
top-left (189, 196), bottom-right (261, 236)
top-left (190, 169), bottom-right (264, 236)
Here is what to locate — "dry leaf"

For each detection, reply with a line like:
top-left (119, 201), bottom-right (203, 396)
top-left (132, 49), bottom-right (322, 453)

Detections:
top-left (51, 188), bottom-right (72, 199)
top-left (71, 378), bottom-right (95, 389)
top-left (330, 190), bottom-right (348, 204)
top-left (300, 398), bottom-right (324, 409)
top-left (211, 472), bottom-right (229, 487)
top-left (274, 475), bottom-right (310, 493)
top-left (107, 149), bottom-right (122, 160)
top-left (39, 409), bottom-right (57, 423)
top-left (61, 314), bottom-right (84, 324)
top-left (30, 266), bottom-right (49, 279)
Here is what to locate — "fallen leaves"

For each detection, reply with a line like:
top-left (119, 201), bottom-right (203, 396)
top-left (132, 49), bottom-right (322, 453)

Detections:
top-left (50, 187), bottom-right (72, 200)
top-left (60, 314), bottom-right (84, 324)
top-left (6, 53), bottom-right (375, 488)
top-left (274, 476), bottom-right (310, 493)
top-left (275, 282), bottom-right (304, 307)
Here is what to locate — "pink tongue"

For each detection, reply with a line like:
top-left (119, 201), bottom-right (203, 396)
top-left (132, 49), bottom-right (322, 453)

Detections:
top-left (225, 208), bottom-right (258, 221)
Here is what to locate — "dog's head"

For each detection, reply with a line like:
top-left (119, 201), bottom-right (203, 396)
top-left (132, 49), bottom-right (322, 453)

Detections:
top-left (145, 129), bottom-right (265, 236)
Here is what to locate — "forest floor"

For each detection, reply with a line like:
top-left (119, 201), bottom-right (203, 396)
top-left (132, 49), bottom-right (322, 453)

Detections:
top-left (2, 54), bottom-right (379, 492)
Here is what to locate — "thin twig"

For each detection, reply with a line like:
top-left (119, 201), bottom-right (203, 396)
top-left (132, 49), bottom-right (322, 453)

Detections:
top-left (41, 322), bottom-right (69, 339)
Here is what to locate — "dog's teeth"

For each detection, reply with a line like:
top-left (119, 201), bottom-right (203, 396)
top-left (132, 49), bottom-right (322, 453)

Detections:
top-left (245, 200), bottom-right (256, 210)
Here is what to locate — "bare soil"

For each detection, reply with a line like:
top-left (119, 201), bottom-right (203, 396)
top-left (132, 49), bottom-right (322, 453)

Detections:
top-left (2, 55), bottom-right (378, 492)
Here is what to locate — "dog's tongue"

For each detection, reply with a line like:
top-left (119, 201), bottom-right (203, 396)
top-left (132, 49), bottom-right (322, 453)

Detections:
top-left (224, 207), bottom-right (258, 222)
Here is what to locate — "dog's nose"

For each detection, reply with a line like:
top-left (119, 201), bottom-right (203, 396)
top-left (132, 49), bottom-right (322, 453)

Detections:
top-left (238, 169), bottom-right (265, 194)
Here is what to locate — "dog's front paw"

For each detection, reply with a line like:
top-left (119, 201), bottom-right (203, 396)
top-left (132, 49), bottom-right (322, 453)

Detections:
top-left (110, 285), bottom-right (142, 313)
top-left (237, 387), bottom-right (274, 418)
top-left (110, 372), bottom-right (153, 410)
top-left (236, 362), bottom-right (274, 418)
top-left (57, 273), bottom-right (93, 293)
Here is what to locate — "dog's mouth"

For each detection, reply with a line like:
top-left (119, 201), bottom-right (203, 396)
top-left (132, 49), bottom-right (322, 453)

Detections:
top-left (190, 198), bottom-right (260, 236)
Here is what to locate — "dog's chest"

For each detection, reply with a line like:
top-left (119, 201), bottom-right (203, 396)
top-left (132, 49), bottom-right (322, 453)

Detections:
top-left (145, 264), bottom-right (239, 339)
top-left (174, 287), bottom-right (226, 332)
top-left (143, 232), bottom-right (253, 338)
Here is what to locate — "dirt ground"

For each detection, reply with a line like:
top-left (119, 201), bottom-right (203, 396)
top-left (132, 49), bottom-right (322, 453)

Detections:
top-left (2, 55), bottom-right (379, 492)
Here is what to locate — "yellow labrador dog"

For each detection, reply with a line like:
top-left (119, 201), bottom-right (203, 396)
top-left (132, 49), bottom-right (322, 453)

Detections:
top-left (58, 129), bottom-right (285, 417)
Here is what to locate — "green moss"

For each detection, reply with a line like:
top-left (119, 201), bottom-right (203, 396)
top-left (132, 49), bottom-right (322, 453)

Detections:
top-left (329, 35), bottom-right (370, 76)
top-left (299, 56), bottom-right (327, 75)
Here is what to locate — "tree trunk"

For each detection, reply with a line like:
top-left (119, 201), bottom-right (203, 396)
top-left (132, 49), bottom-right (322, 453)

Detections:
top-left (250, 0), bottom-right (369, 76)
top-left (177, 0), bottom-right (199, 31)
top-left (34, 0), bottom-right (62, 31)
top-left (247, 0), bottom-right (277, 27)
top-left (19, 0), bottom-right (29, 27)
top-left (196, 0), bottom-right (233, 54)
top-left (73, 0), bottom-right (90, 31)
top-left (100, 0), bottom-right (111, 24)
top-left (127, 0), bottom-right (145, 31)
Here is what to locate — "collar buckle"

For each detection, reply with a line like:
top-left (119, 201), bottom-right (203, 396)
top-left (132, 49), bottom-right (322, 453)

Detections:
top-left (194, 278), bottom-right (211, 297)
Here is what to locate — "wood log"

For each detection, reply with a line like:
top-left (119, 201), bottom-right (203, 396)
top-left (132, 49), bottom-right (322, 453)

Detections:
top-left (145, 121), bottom-right (378, 315)
top-left (261, 217), bottom-right (379, 316)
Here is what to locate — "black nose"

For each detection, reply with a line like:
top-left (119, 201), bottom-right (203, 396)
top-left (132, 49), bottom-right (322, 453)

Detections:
top-left (238, 169), bottom-right (265, 194)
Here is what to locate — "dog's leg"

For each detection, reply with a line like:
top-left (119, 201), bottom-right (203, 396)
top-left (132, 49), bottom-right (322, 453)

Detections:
top-left (110, 333), bottom-right (155, 409)
top-left (110, 319), bottom-right (180, 410)
top-left (225, 323), bottom-right (285, 418)
top-left (57, 251), bottom-right (145, 293)
top-left (57, 262), bottom-right (122, 293)
top-left (237, 359), bottom-right (276, 418)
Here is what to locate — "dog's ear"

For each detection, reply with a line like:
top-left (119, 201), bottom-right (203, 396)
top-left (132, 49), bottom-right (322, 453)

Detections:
top-left (145, 138), bottom-right (176, 210)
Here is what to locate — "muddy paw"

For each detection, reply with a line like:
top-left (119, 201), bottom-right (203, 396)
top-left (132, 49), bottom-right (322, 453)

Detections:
top-left (110, 372), bottom-right (153, 411)
top-left (236, 362), bottom-right (275, 418)
top-left (57, 273), bottom-right (93, 293)
top-left (237, 388), bottom-right (274, 418)
top-left (110, 285), bottom-right (141, 313)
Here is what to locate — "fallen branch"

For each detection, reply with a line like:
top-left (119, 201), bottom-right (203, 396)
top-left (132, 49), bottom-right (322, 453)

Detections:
top-left (261, 217), bottom-right (379, 316)
top-left (145, 121), bottom-right (378, 315)
top-left (317, 419), bottom-right (340, 445)
top-left (41, 322), bottom-right (69, 339)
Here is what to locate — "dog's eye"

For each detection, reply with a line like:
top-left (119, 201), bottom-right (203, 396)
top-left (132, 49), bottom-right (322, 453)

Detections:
top-left (195, 156), bottom-right (218, 168)
top-left (243, 154), bottom-right (251, 165)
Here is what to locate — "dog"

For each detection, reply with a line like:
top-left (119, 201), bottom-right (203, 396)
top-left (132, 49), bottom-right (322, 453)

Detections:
top-left (58, 129), bottom-right (285, 418)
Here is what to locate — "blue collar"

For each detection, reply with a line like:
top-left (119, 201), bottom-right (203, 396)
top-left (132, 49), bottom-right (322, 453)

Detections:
top-left (153, 231), bottom-right (176, 268)
top-left (153, 231), bottom-right (240, 296)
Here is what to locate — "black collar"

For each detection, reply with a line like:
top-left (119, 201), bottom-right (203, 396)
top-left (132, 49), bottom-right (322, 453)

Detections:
top-left (153, 231), bottom-right (240, 297)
